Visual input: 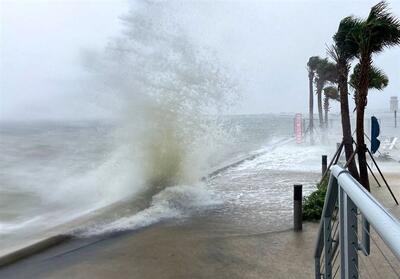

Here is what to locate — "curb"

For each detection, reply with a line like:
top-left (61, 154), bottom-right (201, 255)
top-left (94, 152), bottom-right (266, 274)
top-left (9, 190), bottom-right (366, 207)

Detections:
top-left (0, 234), bottom-right (72, 267)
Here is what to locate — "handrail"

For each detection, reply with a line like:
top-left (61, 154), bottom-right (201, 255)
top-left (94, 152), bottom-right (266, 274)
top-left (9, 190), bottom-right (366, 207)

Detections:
top-left (314, 174), bottom-right (338, 258)
top-left (331, 166), bottom-right (400, 259)
top-left (314, 165), bottom-right (400, 278)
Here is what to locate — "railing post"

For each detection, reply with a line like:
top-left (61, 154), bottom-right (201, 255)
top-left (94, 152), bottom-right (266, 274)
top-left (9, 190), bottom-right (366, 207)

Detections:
top-left (322, 155), bottom-right (327, 176)
top-left (339, 188), bottom-right (345, 279)
top-left (315, 258), bottom-right (321, 279)
top-left (294, 184), bottom-right (303, 231)
top-left (360, 217), bottom-right (370, 256)
top-left (340, 189), bottom-right (358, 279)
top-left (324, 217), bottom-right (333, 279)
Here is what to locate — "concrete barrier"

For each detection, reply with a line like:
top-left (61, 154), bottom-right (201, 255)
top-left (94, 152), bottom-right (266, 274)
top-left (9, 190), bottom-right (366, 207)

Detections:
top-left (0, 234), bottom-right (71, 267)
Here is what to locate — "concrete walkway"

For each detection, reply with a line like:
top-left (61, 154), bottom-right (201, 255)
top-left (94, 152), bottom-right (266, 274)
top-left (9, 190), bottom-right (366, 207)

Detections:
top-left (0, 220), bottom-right (319, 279)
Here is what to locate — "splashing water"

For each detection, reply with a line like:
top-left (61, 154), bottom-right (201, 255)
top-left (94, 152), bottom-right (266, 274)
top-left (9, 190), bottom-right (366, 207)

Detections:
top-left (80, 1), bottom-right (237, 193)
top-left (0, 1), bottom-right (238, 247)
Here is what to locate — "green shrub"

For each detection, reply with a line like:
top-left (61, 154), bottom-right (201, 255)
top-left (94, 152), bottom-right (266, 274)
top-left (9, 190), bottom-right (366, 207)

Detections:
top-left (302, 174), bottom-right (329, 221)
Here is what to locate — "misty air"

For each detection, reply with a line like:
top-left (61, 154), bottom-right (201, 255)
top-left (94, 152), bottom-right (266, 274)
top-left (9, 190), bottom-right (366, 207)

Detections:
top-left (0, 1), bottom-right (399, 278)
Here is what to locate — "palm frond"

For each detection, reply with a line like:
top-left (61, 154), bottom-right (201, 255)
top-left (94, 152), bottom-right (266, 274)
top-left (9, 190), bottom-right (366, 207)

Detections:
top-left (324, 86), bottom-right (340, 101)
top-left (327, 44), bottom-right (339, 63)
top-left (315, 59), bottom-right (337, 85)
top-left (307, 56), bottom-right (322, 72)
top-left (365, 1), bottom-right (400, 53)
top-left (333, 16), bottom-right (362, 60)
top-left (349, 63), bottom-right (389, 90)
top-left (369, 65), bottom-right (389, 90)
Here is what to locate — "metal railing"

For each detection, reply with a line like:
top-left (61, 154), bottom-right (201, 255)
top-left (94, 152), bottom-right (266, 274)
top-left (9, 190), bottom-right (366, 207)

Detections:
top-left (314, 165), bottom-right (400, 278)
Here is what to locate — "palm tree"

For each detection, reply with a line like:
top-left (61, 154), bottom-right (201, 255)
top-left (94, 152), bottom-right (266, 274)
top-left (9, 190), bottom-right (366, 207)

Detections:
top-left (328, 16), bottom-right (361, 181)
top-left (307, 56), bottom-right (321, 135)
top-left (350, 1), bottom-right (400, 190)
top-left (323, 86), bottom-right (340, 128)
top-left (349, 63), bottom-right (389, 93)
top-left (315, 59), bottom-right (337, 128)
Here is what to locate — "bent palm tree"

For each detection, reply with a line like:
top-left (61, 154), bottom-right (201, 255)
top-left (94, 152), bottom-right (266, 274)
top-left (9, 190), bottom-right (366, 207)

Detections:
top-left (315, 59), bottom-right (337, 128)
top-left (350, 1), bottom-right (400, 190)
top-left (323, 86), bottom-right (340, 128)
top-left (328, 16), bottom-right (361, 181)
top-left (307, 56), bottom-right (321, 135)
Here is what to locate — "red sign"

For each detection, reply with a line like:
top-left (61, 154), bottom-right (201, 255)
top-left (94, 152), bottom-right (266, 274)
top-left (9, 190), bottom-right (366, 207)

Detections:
top-left (295, 113), bottom-right (302, 144)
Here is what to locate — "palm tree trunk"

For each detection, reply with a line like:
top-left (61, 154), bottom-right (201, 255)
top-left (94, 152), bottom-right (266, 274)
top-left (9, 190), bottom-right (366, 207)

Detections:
top-left (324, 109), bottom-right (328, 128)
top-left (324, 96), bottom-right (329, 128)
top-left (356, 55), bottom-right (371, 191)
top-left (316, 83), bottom-right (324, 128)
top-left (308, 72), bottom-right (314, 134)
top-left (338, 60), bottom-right (359, 181)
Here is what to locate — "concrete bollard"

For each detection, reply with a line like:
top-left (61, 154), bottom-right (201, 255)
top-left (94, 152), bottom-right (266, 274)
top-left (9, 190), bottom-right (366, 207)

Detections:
top-left (294, 184), bottom-right (303, 231)
top-left (322, 155), bottom-right (327, 176)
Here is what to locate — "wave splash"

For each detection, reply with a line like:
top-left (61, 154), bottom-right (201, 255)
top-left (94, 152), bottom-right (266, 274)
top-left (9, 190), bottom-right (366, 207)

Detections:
top-left (60, 1), bottom-right (237, 233)
top-left (80, 183), bottom-right (222, 236)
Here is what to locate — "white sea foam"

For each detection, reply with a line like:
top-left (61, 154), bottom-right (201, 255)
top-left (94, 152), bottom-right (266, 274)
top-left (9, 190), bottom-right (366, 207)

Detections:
top-left (233, 142), bottom-right (336, 173)
top-left (81, 183), bottom-right (221, 236)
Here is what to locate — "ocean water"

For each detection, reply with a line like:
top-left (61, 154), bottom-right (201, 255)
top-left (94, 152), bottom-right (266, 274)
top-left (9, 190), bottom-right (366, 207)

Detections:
top-left (0, 115), bottom-right (336, 253)
top-left (0, 121), bottom-right (118, 250)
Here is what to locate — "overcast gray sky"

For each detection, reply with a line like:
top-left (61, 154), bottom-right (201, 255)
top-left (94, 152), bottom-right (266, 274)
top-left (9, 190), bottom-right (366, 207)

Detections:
top-left (1, 0), bottom-right (399, 120)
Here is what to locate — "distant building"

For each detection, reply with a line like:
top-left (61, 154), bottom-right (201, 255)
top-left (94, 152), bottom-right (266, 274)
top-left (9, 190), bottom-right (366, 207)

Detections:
top-left (390, 96), bottom-right (398, 112)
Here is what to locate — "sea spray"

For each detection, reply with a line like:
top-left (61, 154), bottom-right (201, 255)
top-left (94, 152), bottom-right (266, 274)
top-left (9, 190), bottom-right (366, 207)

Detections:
top-left (84, 1), bottom-right (235, 186)
top-left (0, 1), bottom-right (239, 242)
top-left (67, 0), bottom-right (238, 233)
top-left (0, 1), bottom-right (236, 238)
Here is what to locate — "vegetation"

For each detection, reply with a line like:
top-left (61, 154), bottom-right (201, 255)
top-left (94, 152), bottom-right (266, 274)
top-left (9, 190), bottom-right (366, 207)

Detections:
top-left (314, 59), bottom-right (337, 128)
top-left (328, 17), bottom-right (360, 181)
top-left (323, 86), bottom-right (339, 127)
top-left (350, 1), bottom-right (400, 191)
top-left (307, 56), bottom-right (321, 135)
top-left (303, 175), bottom-right (329, 221)
top-left (306, 56), bottom-right (337, 132)
top-left (304, 1), bottom-right (399, 220)
top-left (306, 1), bottom-right (399, 191)
top-left (350, 63), bottom-right (389, 95)
top-left (350, 64), bottom-right (389, 116)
